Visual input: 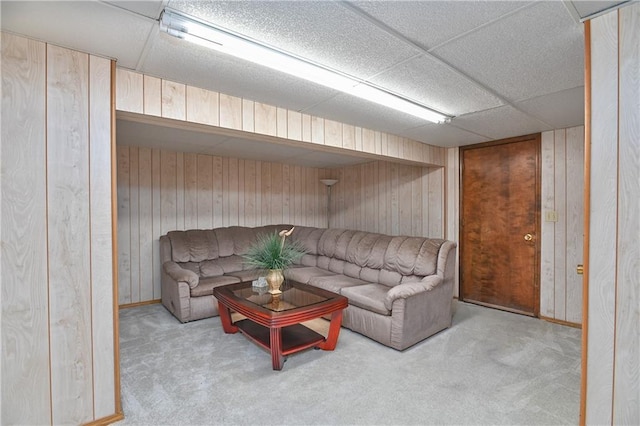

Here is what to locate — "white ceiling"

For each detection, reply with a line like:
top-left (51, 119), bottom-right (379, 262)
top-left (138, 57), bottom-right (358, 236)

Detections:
top-left (0, 0), bottom-right (628, 167)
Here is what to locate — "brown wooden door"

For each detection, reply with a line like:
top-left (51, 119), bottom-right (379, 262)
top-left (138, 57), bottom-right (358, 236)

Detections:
top-left (460, 134), bottom-right (540, 316)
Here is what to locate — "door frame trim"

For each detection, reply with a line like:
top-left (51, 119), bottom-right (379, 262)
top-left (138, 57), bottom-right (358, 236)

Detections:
top-left (459, 133), bottom-right (542, 317)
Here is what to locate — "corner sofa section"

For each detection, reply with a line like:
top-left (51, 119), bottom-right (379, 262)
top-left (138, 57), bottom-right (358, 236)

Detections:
top-left (160, 225), bottom-right (456, 350)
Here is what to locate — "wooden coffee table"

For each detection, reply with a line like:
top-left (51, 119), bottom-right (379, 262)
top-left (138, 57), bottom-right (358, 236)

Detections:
top-left (213, 279), bottom-right (348, 370)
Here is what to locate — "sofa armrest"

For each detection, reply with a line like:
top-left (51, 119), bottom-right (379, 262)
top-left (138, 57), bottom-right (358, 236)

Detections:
top-left (163, 261), bottom-right (199, 289)
top-left (384, 275), bottom-right (442, 311)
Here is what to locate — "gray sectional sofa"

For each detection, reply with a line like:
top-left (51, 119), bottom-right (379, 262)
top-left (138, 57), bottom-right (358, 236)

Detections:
top-left (160, 225), bottom-right (457, 350)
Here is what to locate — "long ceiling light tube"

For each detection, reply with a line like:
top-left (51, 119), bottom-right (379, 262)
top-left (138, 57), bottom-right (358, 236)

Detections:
top-left (159, 8), bottom-right (451, 124)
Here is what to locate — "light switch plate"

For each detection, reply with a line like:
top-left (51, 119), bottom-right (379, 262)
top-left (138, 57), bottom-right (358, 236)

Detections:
top-left (545, 210), bottom-right (558, 222)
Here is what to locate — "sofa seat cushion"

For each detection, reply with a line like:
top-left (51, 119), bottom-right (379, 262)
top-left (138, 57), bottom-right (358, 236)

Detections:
top-left (309, 274), bottom-right (368, 295)
top-left (285, 267), bottom-right (335, 284)
top-left (341, 283), bottom-right (391, 316)
top-left (226, 269), bottom-right (262, 282)
top-left (191, 276), bottom-right (241, 297)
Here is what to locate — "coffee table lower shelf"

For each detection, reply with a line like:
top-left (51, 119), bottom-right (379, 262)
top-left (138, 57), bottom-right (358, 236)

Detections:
top-left (235, 319), bottom-right (325, 356)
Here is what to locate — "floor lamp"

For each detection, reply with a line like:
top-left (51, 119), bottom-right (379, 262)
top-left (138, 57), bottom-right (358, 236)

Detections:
top-left (320, 179), bottom-right (338, 229)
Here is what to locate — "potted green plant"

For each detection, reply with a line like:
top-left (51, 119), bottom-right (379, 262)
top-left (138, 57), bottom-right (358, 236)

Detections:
top-left (244, 227), bottom-right (306, 294)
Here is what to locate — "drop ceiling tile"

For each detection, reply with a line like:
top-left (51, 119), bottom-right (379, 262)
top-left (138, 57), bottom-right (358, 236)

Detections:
top-left (453, 105), bottom-right (552, 141)
top-left (1, 1), bottom-right (154, 68)
top-left (398, 124), bottom-right (491, 148)
top-left (303, 93), bottom-right (430, 135)
top-left (516, 86), bottom-right (584, 129)
top-left (369, 55), bottom-right (504, 116)
top-left (432, 2), bottom-right (584, 102)
top-left (167, 0), bottom-right (421, 79)
top-left (570, 1), bottom-right (627, 19)
top-left (349, 1), bottom-right (533, 50)
top-left (104, 1), bottom-right (164, 19)
top-left (141, 33), bottom-right (342, 112)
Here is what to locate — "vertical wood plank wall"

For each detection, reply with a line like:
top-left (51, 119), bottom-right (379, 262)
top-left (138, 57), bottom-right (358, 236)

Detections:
top-left (446, 148), bottom-right (460, 297)
top-left (115, 68), bottom-right (446, 167)
top-left (1, 33), bottom-right (117, 424)
top-left (540, 127), bottom-right (585, 324)
top-left (117, 146), bottom-right (442, 305)
top-left (585, 4), bottom-right (639, 424)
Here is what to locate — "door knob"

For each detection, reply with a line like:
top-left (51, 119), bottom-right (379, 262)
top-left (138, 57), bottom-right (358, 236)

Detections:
top-left (524, 233), bottom-right (533, 241)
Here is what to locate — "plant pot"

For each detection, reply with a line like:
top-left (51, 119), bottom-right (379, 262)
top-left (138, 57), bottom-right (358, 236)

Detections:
top-left (266, 269), bottom-right (284, 295)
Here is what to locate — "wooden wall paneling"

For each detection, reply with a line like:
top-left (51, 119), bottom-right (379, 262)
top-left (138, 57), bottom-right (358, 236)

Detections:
top-left (553, 130), bottom-right (567, 320)
top-left (353, 164), bottom-right (363, 230)
top-left (540, 131), bottom-right (556, 317)
top-left (47, 44), bottom-right (93, 424)
top-left (138, 147), bottom-right (154, 301)
top-left (255, 161), bottom-right (263, 226)
top-left (302, 114), bottom-right (312, 142)
top-left (115, 68), bottom-right (143, 113)
top-left (282, 164), bottom-right (291, 224)
top-left (89, 55), bottom-right (116, 418)
top-left (242, 99), bottom-right (255, 133)
top-left (277, 107), bottom-right (288, 139)
top-left (212, 155), bottom-right (224, 228)
top-left (377, 162), bottom-right (389, 235)
top-left (160, 150), bottom-right (177, 235)
top-left (362, 128), bottom-right (376, 154)
top-left (222, 157), bottom-right (230, 226)
top-left (355, 127), bottom-right (363, 152)
top-left (116, 146), bottom-right (131, 304)
top-left (161, 80), bottom-right (186, 120)
top-left (586, 11), bottom-right (618, 424)
top-left (244, 160), bottom-right (257, 226)
top-left (238, 159), bottom-right (245, 226)
top-left (219, 93), bottom-right (243, 130)
top-left (176, 152), bottom-right (185, 230)
top-left (183, 153), bottom-right (198, 230)
top-left (128, 147), bottom-right (140, 303)
top-left (324, 119), bottom-right (342, 148)
top-left (398, 164), bottom-right (413, 235)
top-left (343, 124), bottom-right (356, 150)
top-left (287, 110), bottom-right (302, 141)
top-left (390, 163), bottom-right (400, 235)
top-left (445, 147), bottom-right (460, 296)
top-left (428, 167), bottom-right (444, 238)
top-left (272, 163), bottom-right (284, 224)
top-left (311, 116), bottom-right (325, 145)
top-left (260, 162), bottom-right (272, 224)
top-left (151, 149), bottom-right (161, 299)
top-left (293, 165), bottom-right (303, 226)
top-left (228, 157), bottom-right (240, 226)
top-left (565, 126), bottom-right (585, 323)
top-left (255, 102), bottom-right (277, 136)
top-left (411, 166), bottom-right (423, 236)
top-left (196, 154), bottom-right (213, 229)
top-left (186, 86), bottom-right (219, 126)
top-left (614, 5), bottom-right (640, 422)
top-left (143, 75), bottom-right (161, 117)
top-left (364, 162), bottom-right (377, 232)
top-left (1, 33), bottom-right (51, 425)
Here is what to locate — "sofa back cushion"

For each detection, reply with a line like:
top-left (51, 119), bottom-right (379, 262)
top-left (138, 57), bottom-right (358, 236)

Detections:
top-left (167, 230), bottom-right (218, 263)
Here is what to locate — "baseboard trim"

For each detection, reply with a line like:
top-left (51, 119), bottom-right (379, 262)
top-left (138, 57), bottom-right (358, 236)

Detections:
top-left (119, 299), bottom-right (161, 309)
top-left (83, 411), bottom-right (124, 426)
top-left (539, 315), bottom-right (582, 329)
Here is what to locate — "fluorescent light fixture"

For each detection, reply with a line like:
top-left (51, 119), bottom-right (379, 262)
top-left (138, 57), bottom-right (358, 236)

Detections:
top-left (159, 8), bottom-right (451, 124)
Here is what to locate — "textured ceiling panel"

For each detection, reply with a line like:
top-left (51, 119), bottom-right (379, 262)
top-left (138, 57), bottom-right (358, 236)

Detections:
top-left (167, 0), bottom-right (420, 80)
top-left (303, 93), bottom-right (431, 137)
top-left (369, 54), bottom-right (504, 116)
top-left (453, 105), bottom-right (552, 140)
top-left (141, 33), bottom-right (342, 112)
top-left (0, 1), bottom-right (154, 68)
top-left (349, 0), bottom-right (533, 50)
top-left (398, 123), bottom-right (491, 148)
top-left (432, 1), bottom-right (584, 103)
top-left (516, 86), bottom-right (585, 129)
top-left (103, 1), bottom-right (164, 19)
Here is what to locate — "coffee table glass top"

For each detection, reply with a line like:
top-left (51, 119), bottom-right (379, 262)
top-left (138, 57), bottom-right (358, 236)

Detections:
top-left (228, 280), bottom-right (330, 313)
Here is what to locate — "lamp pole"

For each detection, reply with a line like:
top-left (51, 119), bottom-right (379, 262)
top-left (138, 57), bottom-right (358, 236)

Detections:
top-left (320, 179), bottom-right (338, 229)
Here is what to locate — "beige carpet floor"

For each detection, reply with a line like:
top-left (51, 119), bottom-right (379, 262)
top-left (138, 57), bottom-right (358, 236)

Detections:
top-left (116, 301), bottom-right (581, 425)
